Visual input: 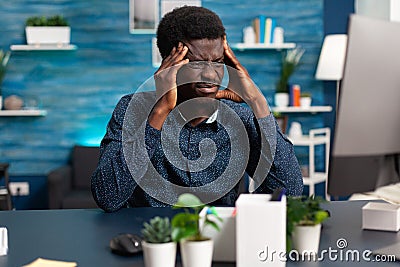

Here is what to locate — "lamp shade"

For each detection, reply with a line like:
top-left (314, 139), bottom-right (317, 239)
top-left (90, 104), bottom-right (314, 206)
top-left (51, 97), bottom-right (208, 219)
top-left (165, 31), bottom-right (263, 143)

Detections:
top-left (315, 34), bottom-right (348, 80)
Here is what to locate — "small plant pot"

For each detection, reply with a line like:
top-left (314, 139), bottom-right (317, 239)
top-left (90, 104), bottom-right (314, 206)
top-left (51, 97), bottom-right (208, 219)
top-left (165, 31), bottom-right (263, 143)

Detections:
top-left (142, 241), bottom-right (177, 267)
top-left (300, 96), bottom-right (312, 108)
top-left (292, 224), bottom-right (321, 257)
top-left (274, 93), bottom-right (289, 107)
top-left (25, 26), bottom-right (71, 45)
top-left (180, 239), bottom-right (213, 267)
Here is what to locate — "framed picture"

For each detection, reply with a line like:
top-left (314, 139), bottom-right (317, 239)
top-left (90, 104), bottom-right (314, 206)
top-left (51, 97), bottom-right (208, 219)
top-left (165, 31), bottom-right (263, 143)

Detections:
top-left (129, 0), bottom-right (202, 34)
top-left (129, 0), bottom-right (159, 34)
top-left (161, 0), bottom-right (202, 17)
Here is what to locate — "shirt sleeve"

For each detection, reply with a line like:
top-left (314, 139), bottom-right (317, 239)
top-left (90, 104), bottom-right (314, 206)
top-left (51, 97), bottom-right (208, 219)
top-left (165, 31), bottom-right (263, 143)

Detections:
top-left (245, 113), bottom-right (303, 196)
top-left (91, 95), bottom-right (161, 212)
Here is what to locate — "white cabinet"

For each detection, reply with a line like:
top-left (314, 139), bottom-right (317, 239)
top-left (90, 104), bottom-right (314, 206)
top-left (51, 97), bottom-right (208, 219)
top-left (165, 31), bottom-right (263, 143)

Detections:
top-left (288, 128), bottom-right (330, 200)
top-left (275, 106), bottom-right (332, 199)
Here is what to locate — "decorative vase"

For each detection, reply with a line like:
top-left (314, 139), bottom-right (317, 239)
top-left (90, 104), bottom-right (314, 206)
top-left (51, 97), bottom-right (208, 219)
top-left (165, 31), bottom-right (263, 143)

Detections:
top-left (142, 241), bottom-right (177, 267)
top-left (4, 95), bottom-right (23, 110)
top-left (300, 96), bottom-right (312, 108)
top-left (292, 224), bottom-right (321, 257)
top-left (180, 239), bottom-right (213, 267)
top-left (274, 92), bottom-right (289, 107)
top-left (288, 122), bottom-right (303, 139)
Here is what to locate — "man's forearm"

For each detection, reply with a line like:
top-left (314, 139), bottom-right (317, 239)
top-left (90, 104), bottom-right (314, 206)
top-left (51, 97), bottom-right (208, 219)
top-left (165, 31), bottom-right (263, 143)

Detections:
top-left (148, 107), bottom-right (170, 130)
top-left (249, 97), bottom-right (271, 119)
top-left (91, 143), bottom-right (137, 212)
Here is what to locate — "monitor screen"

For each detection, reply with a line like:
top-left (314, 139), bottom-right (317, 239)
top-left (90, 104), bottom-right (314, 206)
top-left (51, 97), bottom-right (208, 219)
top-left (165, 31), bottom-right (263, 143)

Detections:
top-left (328, 14), bottom-right (400, 196)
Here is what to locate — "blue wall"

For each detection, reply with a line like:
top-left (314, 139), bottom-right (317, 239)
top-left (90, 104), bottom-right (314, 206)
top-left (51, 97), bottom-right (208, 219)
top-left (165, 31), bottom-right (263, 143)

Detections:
top-left (0, 0), bottom-right (325, 208)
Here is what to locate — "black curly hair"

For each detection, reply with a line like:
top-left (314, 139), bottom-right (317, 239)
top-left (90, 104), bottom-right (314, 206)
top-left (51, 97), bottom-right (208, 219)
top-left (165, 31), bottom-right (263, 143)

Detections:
top-left (156, 6), bottom-right (226, 59)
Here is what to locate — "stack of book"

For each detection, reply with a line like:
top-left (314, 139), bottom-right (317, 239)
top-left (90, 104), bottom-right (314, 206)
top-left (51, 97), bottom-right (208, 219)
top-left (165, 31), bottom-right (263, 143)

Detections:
top-left (252, 15), bottom-right (276, 44)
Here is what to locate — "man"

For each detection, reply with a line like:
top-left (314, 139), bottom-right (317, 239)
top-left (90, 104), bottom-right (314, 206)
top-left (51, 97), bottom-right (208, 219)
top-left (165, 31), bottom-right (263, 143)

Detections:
top-left (92, 6), bottom-right (303, 212)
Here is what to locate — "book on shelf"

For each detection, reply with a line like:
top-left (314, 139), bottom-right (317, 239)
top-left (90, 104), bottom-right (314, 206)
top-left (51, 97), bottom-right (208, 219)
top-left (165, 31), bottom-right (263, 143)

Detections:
top-left (258, 15), bottom-right (266, 43)
top-left (251, 16), bottom-right (276, 44)
top-left (265, 17), bottom-right (276, 44)
top-left (252, 17), bottom-right (260, 43)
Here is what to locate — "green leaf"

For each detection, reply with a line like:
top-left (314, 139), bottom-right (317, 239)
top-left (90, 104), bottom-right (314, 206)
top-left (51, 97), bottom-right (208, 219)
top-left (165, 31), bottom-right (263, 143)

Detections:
top-left (314, 210), bottom-right (329, 224)
top-left (174, 193), bottom-right (204, 208)
top-left (171, 224), bottom-right (197, 242)
top-left (205, 219), bottom-right (220, 232)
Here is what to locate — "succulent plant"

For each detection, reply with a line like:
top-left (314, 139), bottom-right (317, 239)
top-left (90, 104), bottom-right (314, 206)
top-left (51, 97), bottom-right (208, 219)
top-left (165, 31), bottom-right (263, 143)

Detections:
top-left (142, 216), bottom-right (172, 243)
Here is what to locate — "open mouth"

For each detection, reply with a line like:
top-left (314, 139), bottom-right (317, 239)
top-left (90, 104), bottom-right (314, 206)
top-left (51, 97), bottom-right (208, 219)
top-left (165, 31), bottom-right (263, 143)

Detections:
top-left (195, 83), bottom-right (219, 94)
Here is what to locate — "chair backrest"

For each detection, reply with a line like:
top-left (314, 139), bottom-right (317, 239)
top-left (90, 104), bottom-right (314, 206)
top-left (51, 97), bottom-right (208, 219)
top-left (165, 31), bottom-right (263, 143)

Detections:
top-left (72, 145), bottom-right (100, 190)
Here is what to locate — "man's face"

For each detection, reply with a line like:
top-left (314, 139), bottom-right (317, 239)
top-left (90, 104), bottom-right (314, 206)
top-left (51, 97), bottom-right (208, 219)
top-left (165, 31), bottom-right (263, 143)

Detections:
top-left (176, 38), bottom-right (225, 103)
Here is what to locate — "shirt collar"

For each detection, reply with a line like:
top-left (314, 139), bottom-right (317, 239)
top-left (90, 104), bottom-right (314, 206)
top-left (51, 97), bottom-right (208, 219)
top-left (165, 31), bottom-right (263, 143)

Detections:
top-left (177, 109), bottom-right (219, 124)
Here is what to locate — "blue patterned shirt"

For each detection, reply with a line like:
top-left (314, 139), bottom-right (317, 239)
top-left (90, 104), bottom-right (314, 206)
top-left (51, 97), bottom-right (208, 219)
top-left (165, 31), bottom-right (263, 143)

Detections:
top-left (91, 92), bottom-right (303, 211)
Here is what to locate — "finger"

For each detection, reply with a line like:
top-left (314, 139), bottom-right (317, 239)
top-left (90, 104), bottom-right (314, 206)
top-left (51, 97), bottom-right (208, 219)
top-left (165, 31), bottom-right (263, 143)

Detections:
top-left (171, 44), bottom-right (188, 63)
top-left (223, 38), bottom-right (239, 68)
top-left (158, 47), bottom-right (176, 70)
top-left (164, 43), bottom-right (183, 64)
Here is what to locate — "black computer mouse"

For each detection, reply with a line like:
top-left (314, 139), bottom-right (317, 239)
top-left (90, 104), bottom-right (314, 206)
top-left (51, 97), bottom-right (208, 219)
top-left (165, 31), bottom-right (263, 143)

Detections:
top-left (110, 233), bottom-right (143, 256)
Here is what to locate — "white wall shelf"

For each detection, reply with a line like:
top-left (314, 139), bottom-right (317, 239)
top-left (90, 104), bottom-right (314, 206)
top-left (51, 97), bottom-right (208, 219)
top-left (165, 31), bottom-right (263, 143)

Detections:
top-left (272, 106), bottom-right (332, 114)
top-left (10, 44), bottom-right (77, 51)
top-left (0, 110), bottom-right (47, 117)
top-left (231, 42), bottom-right (296, 51)
top-left (289, 134), bottom-right (330, 146)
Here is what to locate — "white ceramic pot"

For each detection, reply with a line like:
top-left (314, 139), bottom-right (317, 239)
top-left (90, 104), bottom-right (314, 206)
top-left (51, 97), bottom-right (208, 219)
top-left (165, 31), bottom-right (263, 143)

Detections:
top-left (180, 239), bottom-right (213, 267)
top-left (274, 93), bottom-right (289, 107)
top-left (25, 26), bottom-right (71, 45)
top-left (0, 95), bottom-right (2, 110)
top-left (292, 224), bottom-right (321, 258)
top-left (142, 241), bottom-right (177, 267)
top-left (288, 122), bottom-right (303, 139)
top-left (300, 97), bottom-right (312, 108)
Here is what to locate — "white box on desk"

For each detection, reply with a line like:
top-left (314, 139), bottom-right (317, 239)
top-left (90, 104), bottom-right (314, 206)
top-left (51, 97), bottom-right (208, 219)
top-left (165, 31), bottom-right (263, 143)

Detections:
top-left (200, 207), bottom-right (236, 262)
top-left (236, 194), bottom-right (286, 267)
top-left (362, 202), bottom-right (400, 232)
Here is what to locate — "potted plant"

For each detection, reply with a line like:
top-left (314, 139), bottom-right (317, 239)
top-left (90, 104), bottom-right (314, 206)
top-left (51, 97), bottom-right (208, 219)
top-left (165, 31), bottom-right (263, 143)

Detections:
top-left (171, 193), bottom-right (222, 267)
top-left (141, 216), bottom-right (176, 267)
top-left (286, 195), bottom-right (329, 257)
top-left (25, 15), bottom-right (70, 46)
top-left (0, 50), bottom-right (11, 110)
top-left (300, 92), bottom-right (312, 108)
top-left (275, 47), bottom-right (305, 107)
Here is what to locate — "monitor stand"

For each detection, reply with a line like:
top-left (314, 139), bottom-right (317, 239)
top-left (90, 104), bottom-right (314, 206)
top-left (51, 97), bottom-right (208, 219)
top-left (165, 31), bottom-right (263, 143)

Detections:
top-left (328, 154), bottom-right (400, 197)
top-left (376, 154), bottom-right (400, 188)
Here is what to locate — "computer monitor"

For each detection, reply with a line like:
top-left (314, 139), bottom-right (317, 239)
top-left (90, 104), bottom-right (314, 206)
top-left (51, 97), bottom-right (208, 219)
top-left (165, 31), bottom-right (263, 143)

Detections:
top-left (328, 14), bottom-right (400, 196)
